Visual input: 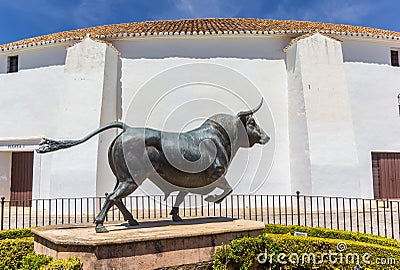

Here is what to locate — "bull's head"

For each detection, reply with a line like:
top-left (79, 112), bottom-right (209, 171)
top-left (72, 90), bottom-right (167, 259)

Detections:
top-left (237, 98), bottom-right (270, 147)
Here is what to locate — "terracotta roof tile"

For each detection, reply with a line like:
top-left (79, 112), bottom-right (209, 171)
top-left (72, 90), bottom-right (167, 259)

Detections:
top-left (283, 33), bottom-right (344, 52)
top-left (1, 18), bottom-right (400, 51)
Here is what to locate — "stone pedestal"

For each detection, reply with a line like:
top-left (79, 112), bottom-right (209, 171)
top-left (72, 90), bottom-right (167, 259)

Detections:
top-left (32, 217), bottom-right (264, 270)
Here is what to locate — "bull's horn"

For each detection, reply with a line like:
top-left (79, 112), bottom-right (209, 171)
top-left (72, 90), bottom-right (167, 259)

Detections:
top-left (237, 98), bottom-right (263, 118)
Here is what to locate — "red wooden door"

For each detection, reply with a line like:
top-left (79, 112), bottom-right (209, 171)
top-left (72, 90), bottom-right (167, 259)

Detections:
top-left (10, 152), bottom-right (33, 206)
top-left (372, 152), bottom-right (400, 199)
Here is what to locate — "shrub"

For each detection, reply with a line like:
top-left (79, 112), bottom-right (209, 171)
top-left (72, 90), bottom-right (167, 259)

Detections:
top-left (0, 229), bottom-right (82, 269)
top-left (0, 228), bottom-right (33, 240)
top-left (214, 234), bottom-right (274, 270)
top-left (264, 224), bottom-right (400, 248)
top-left (20, 253), bottom-right (53, 270)
top-left (0, 237), bottom-right (34, 270)
top-left (213, 233), bottom-right (400, 270)
top-left (41, 257), bottom-right (83, 270)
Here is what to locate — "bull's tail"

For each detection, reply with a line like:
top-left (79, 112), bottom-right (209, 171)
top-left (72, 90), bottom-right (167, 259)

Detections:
top-left (36, 121), bottom-right (127, 154)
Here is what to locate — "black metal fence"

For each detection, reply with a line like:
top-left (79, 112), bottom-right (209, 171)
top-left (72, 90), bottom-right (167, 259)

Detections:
top-left (1, 192), bottom-right (399, 240)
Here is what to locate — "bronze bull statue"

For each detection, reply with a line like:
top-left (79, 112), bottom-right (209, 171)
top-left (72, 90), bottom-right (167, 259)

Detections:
top-left (37, 99), bottom-right (269, 233)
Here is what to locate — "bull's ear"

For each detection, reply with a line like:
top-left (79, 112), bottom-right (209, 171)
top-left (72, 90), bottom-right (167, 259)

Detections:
top-left (238, 114), bottom-right (251, 125)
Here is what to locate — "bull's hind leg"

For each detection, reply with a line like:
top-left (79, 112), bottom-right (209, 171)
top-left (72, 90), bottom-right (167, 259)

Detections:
top-left (169, 191), bottom-right (188, 222)
top-left (94, 179), bottom-right (138, 233)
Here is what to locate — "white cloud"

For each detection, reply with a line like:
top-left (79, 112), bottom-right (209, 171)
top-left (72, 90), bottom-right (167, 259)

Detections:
top-left (315, 1), bottom-right (372, 24)
top-left (264, 0), bottom-right (374, 25)
top-left (171, 0), bottom-right (243, 18)
top-left (72, 0), bottom-right (117, 26)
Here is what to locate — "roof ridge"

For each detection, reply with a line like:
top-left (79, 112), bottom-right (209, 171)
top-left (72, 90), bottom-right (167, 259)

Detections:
top-left (283, 32), bottom-right (344, 52)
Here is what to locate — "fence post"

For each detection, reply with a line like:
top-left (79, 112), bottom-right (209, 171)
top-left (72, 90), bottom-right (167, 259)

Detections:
top-left (296, 191), bottom-right (300, 226)
top-left (0, 197), bottom-right (4, 230)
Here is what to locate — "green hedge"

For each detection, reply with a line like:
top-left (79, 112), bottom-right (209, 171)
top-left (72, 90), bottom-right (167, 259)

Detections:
top-left (20, 254), bottom-right (82, 270)
top-left (214, 233), bottom-right (400, 270)
top-left (21, 254), bottom-right (53, 270)
top-left (0, 237), bottom-right (34, 270)
top-left (0, 228), bottom-right (33, 240)
top-left (0, 228), bottom-right (82, 270)
top-left (41, 257), bottom-right (83, 270)
top-left (264, 224), bottom-right (400, 248)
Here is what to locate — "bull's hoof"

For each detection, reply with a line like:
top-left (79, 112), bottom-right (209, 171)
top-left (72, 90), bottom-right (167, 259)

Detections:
top-left (127, 218), bottom-right (139, 226)
top-left (214, 197), bottom-right (225, 204)
top-left (214, 190), bottom-right (233, 204)
top-left (95, 224), bottom-right (109, 233)
top-left (204, 194), bottom-right (219, 203)
top-left (172, 215), bottom-right (183, 222)
top-left (205, 190), bottom-right (232, 204)
top-left (205, 195), bottom-right (225, 204)
top-left (169, 207), bottom-right (183, 222)
top-left (169, 207), bottom-right (179, 216)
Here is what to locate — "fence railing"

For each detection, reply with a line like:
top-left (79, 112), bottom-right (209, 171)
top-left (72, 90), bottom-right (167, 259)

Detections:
top-left (1, 192), bottom-right (399, 240)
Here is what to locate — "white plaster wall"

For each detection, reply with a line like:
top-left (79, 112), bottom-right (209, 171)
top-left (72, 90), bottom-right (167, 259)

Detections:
top-left (113, 36), bottom-right (290, 60)
top-left (0, 60), bottom-right (89, 197)
top-left (0, 38), bottom-right (117, 199)
top-left (4, 34), bottom-right (400, 200)
top-left (120, 54), bottom-right (290, 195)
top-left (41, 38), bottom-right (114, 199)
top-left (288, 34), bottom-right (360, 197)
top-left (0, 55), bottom-right (6, 74)
top-left (0, 152), bottom-right (11, 198)
top-left (0, 66), bottom-right (65, 138)
top-left (18, 46), bottom-right (67, 70)
top-left (286, 43), bottom-right (312, 194)
top-left (342, 38), bottom-right (400, 65)
top-left (0, 45), bottom-right (67, 73)
top-left (115, 36), bottom-right (292, 196)
top-left (96, 46), bottom-right (119, 197)
top-left (0, 63), bottom-right (99, 199)
top-left (344, 63), bottom-right (400, 198)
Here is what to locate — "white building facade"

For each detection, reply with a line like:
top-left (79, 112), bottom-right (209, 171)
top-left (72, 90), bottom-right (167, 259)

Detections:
top-left (0, 19), bottom-right (399, 201)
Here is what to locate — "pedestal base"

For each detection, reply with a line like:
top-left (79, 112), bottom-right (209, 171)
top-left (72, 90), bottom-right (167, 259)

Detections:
top-left (33, 217), bottom-right (264, 270)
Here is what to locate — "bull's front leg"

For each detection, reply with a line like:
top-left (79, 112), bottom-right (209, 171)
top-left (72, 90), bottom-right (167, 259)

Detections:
top-left (115, 199), bottom-right (139, 226)
top-left (170, 191), bottom-right (188, 222)
top-left (204, 176), bottom-right (233, 204)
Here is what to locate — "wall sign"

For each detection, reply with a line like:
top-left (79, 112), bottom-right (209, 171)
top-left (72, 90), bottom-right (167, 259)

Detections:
top-left (7, 144), bottom-right (25, 149)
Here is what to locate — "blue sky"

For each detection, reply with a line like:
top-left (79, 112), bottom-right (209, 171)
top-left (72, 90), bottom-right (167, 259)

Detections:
top-left (1, 0), bottom-right (399, 45)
